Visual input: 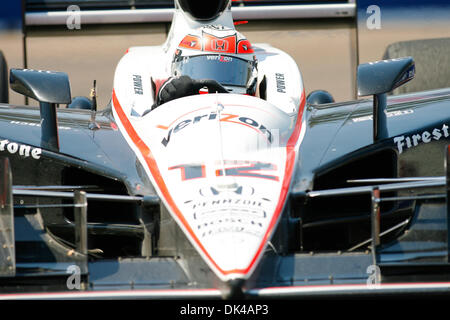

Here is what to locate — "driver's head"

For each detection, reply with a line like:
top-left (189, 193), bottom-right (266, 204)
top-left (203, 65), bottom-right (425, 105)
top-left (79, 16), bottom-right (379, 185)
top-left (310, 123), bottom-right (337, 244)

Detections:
top-left (171, 25), bottom-right (258, 95)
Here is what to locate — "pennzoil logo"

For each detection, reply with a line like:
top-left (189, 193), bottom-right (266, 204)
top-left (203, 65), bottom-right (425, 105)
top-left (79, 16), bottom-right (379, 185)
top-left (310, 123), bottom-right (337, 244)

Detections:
top-left (158, 112), bottom-right (273, 147)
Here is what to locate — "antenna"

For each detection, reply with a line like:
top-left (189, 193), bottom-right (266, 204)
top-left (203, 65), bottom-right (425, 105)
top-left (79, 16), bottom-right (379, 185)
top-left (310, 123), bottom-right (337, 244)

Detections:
top-left (88, 80), bottom-right (100, 130)
top-left (90, 80), bottom-right (97, 112)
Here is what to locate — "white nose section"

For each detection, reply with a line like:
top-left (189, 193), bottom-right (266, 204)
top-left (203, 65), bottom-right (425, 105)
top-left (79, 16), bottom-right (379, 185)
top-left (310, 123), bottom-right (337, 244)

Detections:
top-left (160, 153), bottom-right (288, 281)
top-left (112, 93), bottom-right (300, 281)
top-left (190, 188), bottom-right (273, 278)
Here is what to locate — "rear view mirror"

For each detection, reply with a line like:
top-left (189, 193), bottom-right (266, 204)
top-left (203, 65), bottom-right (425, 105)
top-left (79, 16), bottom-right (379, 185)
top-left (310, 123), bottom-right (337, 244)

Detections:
top-left (9, 69), bottom-right (72, 152)
top-left (357, 57), bottom-right (415, 142)
top-left (357, 57), bottom-right (415, 96)
top-left (9, 68), bottom-right (71, 104)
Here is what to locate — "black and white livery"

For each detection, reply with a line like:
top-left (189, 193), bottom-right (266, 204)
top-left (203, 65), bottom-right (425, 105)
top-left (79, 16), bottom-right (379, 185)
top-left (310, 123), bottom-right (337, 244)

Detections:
top-left (1, 0), bottom-right (450, 299)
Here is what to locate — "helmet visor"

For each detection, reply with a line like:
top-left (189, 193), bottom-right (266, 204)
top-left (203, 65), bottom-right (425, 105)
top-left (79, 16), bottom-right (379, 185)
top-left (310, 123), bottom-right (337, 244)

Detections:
top-left (172, 54), bottom-right (254, 88)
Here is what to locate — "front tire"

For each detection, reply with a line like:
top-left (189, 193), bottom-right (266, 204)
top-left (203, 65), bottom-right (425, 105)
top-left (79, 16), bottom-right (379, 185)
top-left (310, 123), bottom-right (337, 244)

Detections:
top-left (0, 51), bottom-right (8, 104)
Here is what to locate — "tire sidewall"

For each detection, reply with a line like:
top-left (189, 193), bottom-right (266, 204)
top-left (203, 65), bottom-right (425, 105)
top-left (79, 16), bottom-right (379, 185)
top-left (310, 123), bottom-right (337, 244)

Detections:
top-left (0, 51), bottom-right (8, 104)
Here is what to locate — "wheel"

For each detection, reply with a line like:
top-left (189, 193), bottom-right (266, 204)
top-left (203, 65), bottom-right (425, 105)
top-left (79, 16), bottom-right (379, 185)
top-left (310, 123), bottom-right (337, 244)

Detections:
top-left (307, 90), bottom-right (335, 105)
top-left (382, 37), bottom-right (450, 95)
top-left (67, 96), bottom-right (92, 110)
top-left (0, 51), bottom-right (8, 104)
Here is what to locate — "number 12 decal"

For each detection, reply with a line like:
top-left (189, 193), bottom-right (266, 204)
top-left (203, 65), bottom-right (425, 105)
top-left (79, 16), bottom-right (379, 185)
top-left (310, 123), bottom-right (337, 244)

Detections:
top-left (169, 161), bottom-right (279, 182)
top-left (168, 164), bottom-right (206, 181)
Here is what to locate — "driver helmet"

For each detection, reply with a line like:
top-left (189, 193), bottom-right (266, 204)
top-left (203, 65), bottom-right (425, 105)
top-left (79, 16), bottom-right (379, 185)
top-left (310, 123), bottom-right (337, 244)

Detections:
top-left (171, 25), bottom-right (258, 95)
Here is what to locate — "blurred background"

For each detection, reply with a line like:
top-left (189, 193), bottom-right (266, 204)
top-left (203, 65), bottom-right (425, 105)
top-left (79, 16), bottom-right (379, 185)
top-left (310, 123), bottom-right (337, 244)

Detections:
top-left (0, 0), bottom-right (449, 108)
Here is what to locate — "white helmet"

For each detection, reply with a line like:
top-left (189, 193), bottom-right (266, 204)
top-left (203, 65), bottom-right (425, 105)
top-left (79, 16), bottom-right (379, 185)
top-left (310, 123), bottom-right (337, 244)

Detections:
top-left (171, 25), bottom-right (258, 95)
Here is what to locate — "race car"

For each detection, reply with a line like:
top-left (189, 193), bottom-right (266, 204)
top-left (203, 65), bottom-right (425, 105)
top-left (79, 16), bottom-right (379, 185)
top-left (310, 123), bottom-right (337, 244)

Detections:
top-left (0, 0), bottom-right (450, 300)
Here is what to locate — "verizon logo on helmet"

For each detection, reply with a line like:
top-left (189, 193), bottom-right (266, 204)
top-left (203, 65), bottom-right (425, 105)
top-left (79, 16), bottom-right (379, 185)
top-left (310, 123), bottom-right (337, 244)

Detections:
top-left (207, 55), bottom-right (232, 62)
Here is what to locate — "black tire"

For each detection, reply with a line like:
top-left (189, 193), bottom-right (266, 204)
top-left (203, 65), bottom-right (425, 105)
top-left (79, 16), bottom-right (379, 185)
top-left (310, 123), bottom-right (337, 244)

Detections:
top-left (382, 38), bottom-right (450, 95)
top-left (0, 51), bottom-right (8, 104)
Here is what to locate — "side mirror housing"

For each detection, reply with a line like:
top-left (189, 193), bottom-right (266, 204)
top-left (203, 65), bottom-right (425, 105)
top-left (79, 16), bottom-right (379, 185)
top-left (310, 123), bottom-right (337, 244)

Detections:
top-left (10, 68), bottom-right (71, 104)
top-left (357, 57), bottom-right (415, 142)
top-left (357, 57), bottom-right (415, 96)
top-left (9, 69), bottom-right (72, 151)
